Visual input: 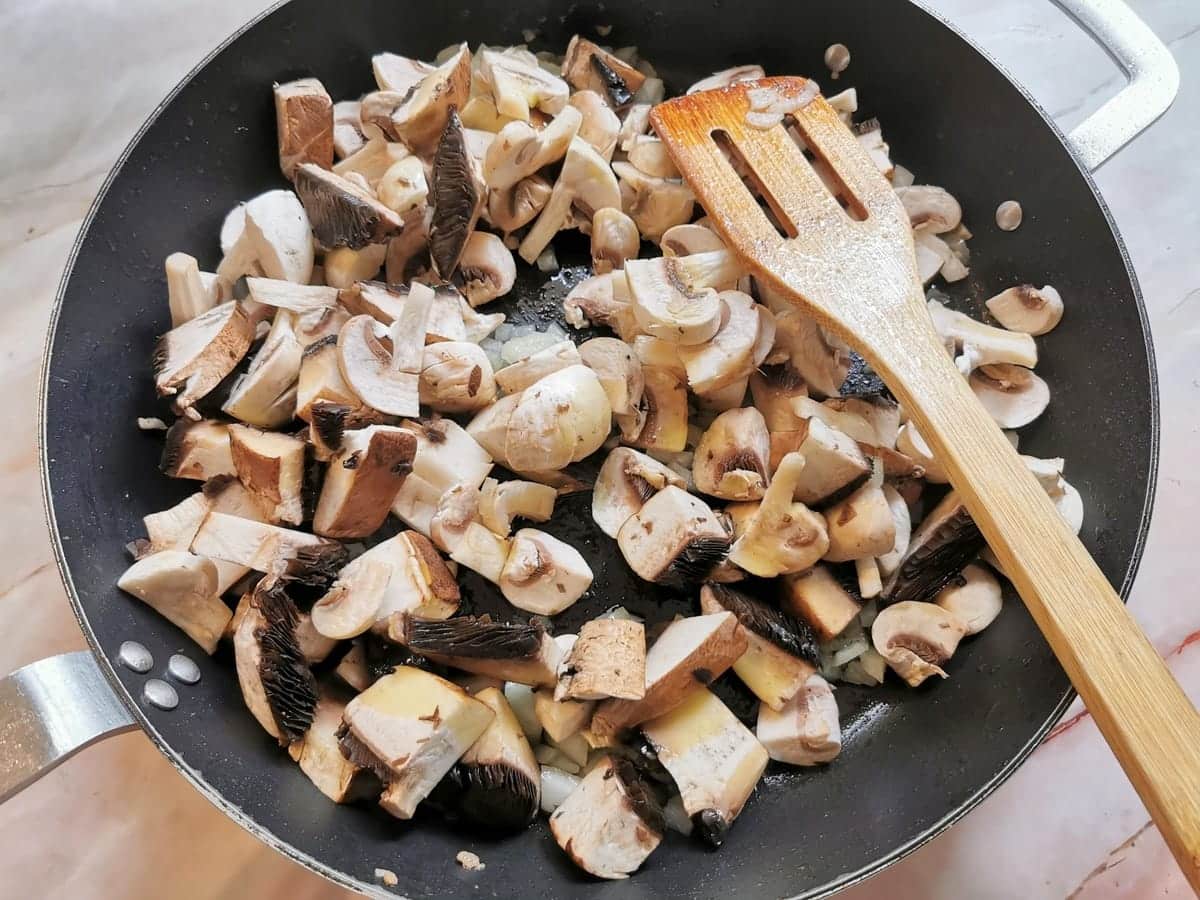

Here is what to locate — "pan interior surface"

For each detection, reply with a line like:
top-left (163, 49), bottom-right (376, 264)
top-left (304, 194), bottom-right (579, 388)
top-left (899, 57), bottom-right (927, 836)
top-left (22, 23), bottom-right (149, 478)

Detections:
top-left (42, 0), bottom-right (1156, 897)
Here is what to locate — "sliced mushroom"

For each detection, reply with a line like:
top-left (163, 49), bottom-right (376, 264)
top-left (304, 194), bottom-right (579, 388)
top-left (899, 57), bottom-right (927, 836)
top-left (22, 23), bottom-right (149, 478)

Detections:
top-left (245, 277), bottom-right (338, 315)
top-left (519, 137), bottom-right (622, 264)
top-left (483, 106), bottom-right (581, 191)
top-left (624, 251), bottom-right (741, 345)
top-left (274, 78), bottom-right (334, 178)
top-left (562, 36), bottom-right (646, 106)
top-left (876, 483), bottom-right (913, 577)
top-left (296, 337), bottom-right (360, 420)
top-left (479, 48), bottom-right (569, 122)
top-left (236, 189), bottom-right (317, 286)
top-left (293, 163), bottom-right (404, 251)
top-left (503, 365), bottom-right (613, 471)
top-left (591, 611), bottom-right (747, 739)
top-left (487, 175), bottom-right (554, 233)
top-left (592, 447), bottom-right (686, 538)
top-left (549, 755), bottom-right (663, 880)
top-left (853, 117), bottom-right (893, 178)
top-left (894, 185), bottom-right (961, 233)
top-left (164, 252), bottom-right (221, 327)
top-left (401, 415), bottom-right (494, 493)
top-left (308, 401), bottom-right (395, 461)
top-left (222, 310), bottom-right (303, 429)
top-left (323, 244), bottom-right (388, 290)
top-left (392, 614), bottom-right (563, 688)
top-left (780, 565), bottom-right (862, 642)
top-left (822, 466), bottom-right (896, 563)
top-left (687, 65), bottom-right (766, 94)
top-left (417, 341), bottom-right (498, 413)
top-left (659, 223), bottom-right (726, 258)
top-left (927, 299), bottom-right (1038, 373)
top-left (556, 619), bottom-right (646, 702)
top-left (376, 156), bottom-right (428, 218)
top-left (640, 687), bottom-right (768, 847)
top-left (427, 110), bottom-right (486, 280)
top-left (969, 364), bottom-right (1050, 428)
top-left (568, 90), bottom-right (621, 162)
top-left (985, 284), bottom-right (1063, 336)
top-left (794, 418), bottom-right (873, 508)
top-left (617, 102), bottom-right (652, 153)
top-left (333, 100), bottom-right (367, 159)
top-left (233, 578), bottom-right (318, 744)
top-left (577, 337), bottom-right (643, 415)
top-left (871, 600), bottom-right (968, 687)
top-left (728, 453), bottom-right (830, 577)
top-left (456, 231), bottom-right (516, 307)
top-left (448, 520), bottom-right (513, 584)
top-left (340, 665), bottom-right (495, 819)
top-left (494, 341), bottom-right (582, 396)
top-left (154, 301), bottom-right (254, 413)
top-left (160, 419), bottom-right (235, 480)
top-left (767, 303), bottom-right (852, 398)
top-left (428, 482), bottom-right (483, 554)
top-left (117, 551), bottom-right (230, 654)
top-left (611, 161), bottom-right (694, 241)
top-left (935, 563), bottom-right (1003, 635)
top-left (624, 368), bottom-right (688, 455)
top-left (478, 478), bottom-right (556, 536)
top-left (228, 424), bottom-right (306, 526)
top-left (428, 685), bottom-right (541, 831)
top-left (617, 486), bottom-right (730, 587)
top-left (288, 687), bottom-right (377, 803)
top-left (387, 44), bottom-right (472, 154)
top-left (313, 425), bottom-right (417, 538)
top-left (309, 556), bottom-right (392, 640)
top-left (590, 208), bottom-right (639, 274)
top-left (882, 491), bottom-right (985, 603)
top-left (755, 673), bottom-right (841, 765)
top-left (895, 421), bottom-right (948, 483)
top-left (676, 291), bottom-right (760, 391)
top-left (562, 272), bottom-right (641, 340)
top-left (500, 528), bottom-right (593, 615)
top-left (337, 310), bottom-right (426, 417)
top-left (693, 407), bottom-right (771, 501)
top-left (191, 511), bottom-right (348, 586)
top-left (332, 136), bottom-right (410, 190)
top-left (371, 52), bottom-right (434, 93)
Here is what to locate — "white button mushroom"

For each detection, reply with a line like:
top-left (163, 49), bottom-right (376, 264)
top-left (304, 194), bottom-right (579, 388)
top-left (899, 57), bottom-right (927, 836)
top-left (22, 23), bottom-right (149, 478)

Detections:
top-left (756, 673), bottom-right (842, 765)
top-left (968, 363), bottom-right (1050, 429)
top-left (500, 528), bottom-right (593, 615)
top-left (935, 564), bottom-right (1003, 635)
top-left (870, 600), bottom-right (968, 687)
top-left (985, 284), bottom-right (1064, 336)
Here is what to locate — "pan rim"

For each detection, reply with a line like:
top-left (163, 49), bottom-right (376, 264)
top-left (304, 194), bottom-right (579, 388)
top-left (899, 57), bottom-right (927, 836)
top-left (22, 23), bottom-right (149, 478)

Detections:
top-left (35, 1), bottom-right (1160, 898)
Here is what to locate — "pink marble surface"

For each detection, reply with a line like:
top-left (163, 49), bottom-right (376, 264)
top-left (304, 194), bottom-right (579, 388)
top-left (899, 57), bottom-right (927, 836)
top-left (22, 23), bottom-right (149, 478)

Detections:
top-left (0, 0), bottom-right (1196, 897)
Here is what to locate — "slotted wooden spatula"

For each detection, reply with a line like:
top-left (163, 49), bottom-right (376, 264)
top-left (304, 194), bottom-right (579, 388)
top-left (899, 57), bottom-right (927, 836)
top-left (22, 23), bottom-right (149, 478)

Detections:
top-left (652, 76), bottom-right (1200, 890)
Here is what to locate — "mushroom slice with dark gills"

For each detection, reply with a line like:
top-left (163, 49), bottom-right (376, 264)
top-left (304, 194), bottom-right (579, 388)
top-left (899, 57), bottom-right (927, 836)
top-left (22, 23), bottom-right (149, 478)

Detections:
top-left (700, 584), bottom-right (819, 710)
top-left (191, 511), bottom-right (348, 588)
top-left (292, 163), bottom-right (404, 250)
top-left (882, 490), bottom-right (985, 604)
top-left (307, 401), bottom-right (395, 462)
top-left (562, 272), bottom-right (641, 341)
top-left (756, 672), bottom-right (841, 765)
top-left (117, 551), bottom-right (231, 654)
top-left (288, 685), bottom-right (379, 803)
top-left (313, 425), bottom-right (417, 538)
top-left (234, 577), bottom-right (319, 745)
top-left (427, 686), bottom-right (541, 831)
top-left (154, 300), bottom-right (254, 414)
top-left (338, 665), bottom-right (495, 819)
top-left (390, 614), bottom-right (563, 688)
top-left (822, 465), bottom-right (896, 563)
top-left (590, 207), bottom-right (640, 274)
top-left (592, 447), bottom-right (685, 538)
top-left (727, 453), bottom-right (830, 577)
top-left (693, 407), bottom-right (771, 501)
top-left (478, 48), bottom-right (569, 122)
top-left (456, 231), bottom-right (516, 307)
top-left (676, 291), bottom-right (760, 393)
top-left (549, 755), bottom-right (664, 880)
top-left (640, 687), bottom-right (768, 847)
top-left (590, 611), bottom-right (748, 741)
top-left (160, 419), bottom-right (235, 480)
top-left (871, 600), bottom-right (968, 687)
top-left (617, 486), bottom-right (731, 587)
top-left (296, 337), bottom-right (361, 422)
top-left (624, 250), bottom-right (743, 346)
top-left (561, 36), bottom-right (646, 106)
top-left (429, 109), bottom-right (485, 280)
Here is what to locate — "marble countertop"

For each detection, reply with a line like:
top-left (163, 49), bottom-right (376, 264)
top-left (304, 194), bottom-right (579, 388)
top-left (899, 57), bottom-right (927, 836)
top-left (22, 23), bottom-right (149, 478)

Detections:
top-left (1, 0), bottom-right (1197, 896)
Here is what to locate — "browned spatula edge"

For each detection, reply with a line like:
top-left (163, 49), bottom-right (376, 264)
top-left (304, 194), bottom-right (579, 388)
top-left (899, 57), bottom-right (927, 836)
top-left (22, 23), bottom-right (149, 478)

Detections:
top-left (653, 79), bottom-right (1200, 892)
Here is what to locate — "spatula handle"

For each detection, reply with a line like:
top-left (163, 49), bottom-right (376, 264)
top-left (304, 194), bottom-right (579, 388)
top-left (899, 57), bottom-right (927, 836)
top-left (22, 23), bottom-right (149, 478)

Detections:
top-left (879, 311), bottom-right (1200, 891)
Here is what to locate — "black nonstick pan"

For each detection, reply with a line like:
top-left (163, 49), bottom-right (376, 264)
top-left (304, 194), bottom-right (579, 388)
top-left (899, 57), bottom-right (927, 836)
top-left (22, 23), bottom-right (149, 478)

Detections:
top-left (6, 0), bottom-right (1176, 897)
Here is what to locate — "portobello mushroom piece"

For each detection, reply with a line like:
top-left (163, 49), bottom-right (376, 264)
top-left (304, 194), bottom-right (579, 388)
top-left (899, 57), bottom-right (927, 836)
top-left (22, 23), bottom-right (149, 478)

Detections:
top-left (640, 687), bottom-right (768, 847)
top-left (313, 425), bottom-right (417, 538)
top-left (228, 424), bottom-right (307, 526)
top-left (479, 478), bottom-right (556, 537)
top-left (780, 565), bottom-right (862, 642)
top-left (624, 251), bottom-right (740, 345)
top-left (927, 299), bottom-right (1037, 373)
top-left (428, 686), bottom-right (541, 831)
top-left (561, 272), bottom-right (641, 341)
top-left (419, 341), bottom-right (498, 413)
top-left (871, 600), bottom-right (968, 686)
top-left (822, 469), bottom-right (896, 563)
top-left (388, 45), bottom-right (472, 154)
top-left (934, 563), bottom-right (1003, 635)
top-left (556, 619), bottom-right (646, 702)
top-left (592, 447), bottom-right (685, 538)
top-left (561, 36), bottom-right (646, 106)
top-left (389, 614), bottom-right (563, 688)
top-left (749, 362), bottom-right (809, 432)
top-left (482, 107), bottom-right (581, 191)
top-left (191, 511), bottom-right (348, 587)
top-left (881, 490), bottom-right (985, 604)
top-left (611, 161), bottom-right (695, 242)
top-left (617, 486), bottom-right (730, 588)
top-left (164, 252), bottom-right (220, 327)
top-left (755, 673), bottom-right (842, 765)
top-left (969, 364), bottom-right (1050, 429)
top-left (456, 232), bottom-right (516, 307)
top-left (273, 77), bottom-right (334, 178)
top-left (700, 583), bottom-right (819, 710)
top-left (518, 137), bottom-right (621, 265)
top-left (293, 163), bottom-right (404, 251)
top-left (233, 577), bottom-right (318, 745)
top-left (478, 48), bottom-right (569, 122)
top-left (624, 366), bottom-right (688, 453)
top-left (676, 291), bottom-right (760, 393)
top-left (340, 665), bottom-right (495, 819)
top-left (590, 208), bottom-right (640, 274)
top-left (549, 755), bottom-right (663, 880)
top-left (503, 365), bottom-right (613, 471)
top-left (500, 529), bottom-right (593, 616)
top-left (985, 284), bottom-right (1064, 336)
top-left (429, 110), bottom-right (485, 279)
top-left (569, 91), bottom-right (621, 163)
top-left (154, 300), bottom-right (254, 414)
top-left (296, 337), bottom-right (360, 421)
top-left (117, 551), bottom-right (230, 654)
top-left (590, 611), bottom-right (748, 740)
top-left (401, 415), bottom-right (493, 493)
top-left (693, 407), bottom-right (771, 501)
top-left (727, 453), bottom-right (830, 577)
top-left (288, 687), bottom-right (379, 803)
top-left (493, 341), bottom-right (582, 396)
top-left (160, 419), bottom-right (235, 480)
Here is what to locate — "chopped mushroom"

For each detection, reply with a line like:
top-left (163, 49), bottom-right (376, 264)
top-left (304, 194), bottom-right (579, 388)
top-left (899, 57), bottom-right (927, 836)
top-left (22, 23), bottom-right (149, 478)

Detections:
top-left (392, 614), bottom-right (563, 687)
top-left (154, 301), bottom-right (254, 414)
top-left (935, 563), bottom-right (1003, 635)
top-left (336, 312), bottom-right (424, 417)
top-left (246, 277), bottom-right (338, 315)
top-left (693, 407), bottom-right (771, 501)
top-left (780, 566), bottom-right (862, 642)
top-left (612, 161), bottom-right (695, 242)
top-left (927, 299), bottom-right (1037, 373)
top-left (641, 687), bottom-right (768, 847)
top-left (191, 511), bottom-right (348, 586)
top-left (985, 284), bottom-right (1063, 336)
top-left (895, 421), bottom-right (948, 484)
top-left (479, 48), bottom-right (569, 122)
top-left (488, 175), bottom-right (554, 233)
top-left (894, 185), bottom-right (962, 233)
top-left (562, 272), bottom-right (641, 340)
top-left (494, 341), bottom-right (582, 396)
top-left (591, 207), bottom-right (640, 274)
top-left (767, 303), bottom-right (852, 398)
top-left (274, 77), bottom-right (334, 177)
top-left (297, 337), bottom-right (361, 420)
top-left (556, 619), bottom-right (646, 701)
top-left (623, 365), bottom-right (689, 452)
top-left (293, 163), bottom-right (404, 250)
top-left (160, 419), bottom-right (235, 480)
top-left (700, 584), bottom-right (819, 710)
top-left (676, 291), bottom-right (760, 392)
top-left (228, 424), bottom-right (307, 525)
top-left (376, 156), bottom-right (429, 218)
top-left (223, 310), bottom-right (303, 428)
top-left (483, 107), bottom-right (581, 191)
top-left (578, 337), bottom-right (643, 415)
top-left (755, 673), bottom-right (841, 765)
top-left (569, 91), bottom-right (621, 161)
top-left (882, 491), bottom-right (984, 604)
top-left (388, 45), bottom-right (472, 154)
top-left (624, 250), bottom-right (739, 345)
top-left (456, 231), bottom-right (516, 307)
top-left (549, 755), bottom-right (663, 879)
top-left (871, 600), bottom-right (968, 687)
top-left (727, 453), bottom-right (830, 577)
top-left (822, 468), bottom-right (896, 563)
top-left (498, 365), bottom-right (613, 471)
top-left (430, 110), bottom-right (486, 279)
top-left (117, 551), bottom-right (229, 654)
top-left (617, 486), bottom-right (731, 587)
top-left (234, 189), bottom-right (317, 287)
top-left (749, 362), bottom-right (809, 432)
top-left (562, 36), bottom-right (646, 105)
top-left (164, 252), bottom-right (221, 327)
top-left (340, 665), bottom-right (495, 819)
top-left (371, 52), bottom-right (433, 93)
top-left (419, 342), bottom-right (498, 413)
top-left (592, 447), bottom-right (686, 538)
top-left (590, 611), bottom-right (747, 740)
top-left (289, 687), bottom-right (377, 803)
top-left (313, 425), bottom-right (417, 538)
top-left (790, 418), bottom-right (872, 507)
top-left (500, 528), bottom-right (594, 615)
top-left (876, 484), bottom-right (913, 577)
top-left (969, 363), bottom-right (1050, 428)
top-left (401, 416), bottom-right (494, 494)
top-left (324, 244), bottom-right (388, 289)
top-left (519, 137), bottom-right (621, 264)
top-left (478, 478), bottom-right (557, 537)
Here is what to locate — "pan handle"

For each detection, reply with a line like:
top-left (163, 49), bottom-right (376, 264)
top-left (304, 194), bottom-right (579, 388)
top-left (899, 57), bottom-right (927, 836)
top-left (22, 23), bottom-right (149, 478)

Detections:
top-left (1051, 0), bottom-right (1180, 171)
top-left (0, 652), bottom-right (136, 803)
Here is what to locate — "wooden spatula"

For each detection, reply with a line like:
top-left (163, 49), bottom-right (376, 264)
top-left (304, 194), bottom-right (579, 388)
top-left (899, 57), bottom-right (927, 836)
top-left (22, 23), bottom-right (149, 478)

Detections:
top-left (652, 76), bottom-right (1200, 890)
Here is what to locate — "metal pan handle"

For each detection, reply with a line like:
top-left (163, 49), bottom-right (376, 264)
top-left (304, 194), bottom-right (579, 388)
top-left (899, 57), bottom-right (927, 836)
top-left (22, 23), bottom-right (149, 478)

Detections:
top-left (1052, 0), bottom-right (1180, 171)
top-left (0, 652), bottom-right (136, 803)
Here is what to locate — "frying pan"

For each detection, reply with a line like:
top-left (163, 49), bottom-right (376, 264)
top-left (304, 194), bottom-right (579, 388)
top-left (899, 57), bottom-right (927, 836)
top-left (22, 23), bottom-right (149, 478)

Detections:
top-left (3, 0), bottom-right (1177, 896)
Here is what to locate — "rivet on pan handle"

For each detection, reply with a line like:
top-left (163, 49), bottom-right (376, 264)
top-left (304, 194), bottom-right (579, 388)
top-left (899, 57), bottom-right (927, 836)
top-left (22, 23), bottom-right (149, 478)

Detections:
top-left (0, 652), bottom-right (136, 803)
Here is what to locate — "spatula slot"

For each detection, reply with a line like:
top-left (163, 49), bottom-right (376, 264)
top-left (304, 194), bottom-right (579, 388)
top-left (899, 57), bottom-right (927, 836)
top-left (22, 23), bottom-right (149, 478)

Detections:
top-left (784, 116), bottom-right (869, 222)
top-left (712, 128), bottom-right (799, 240)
